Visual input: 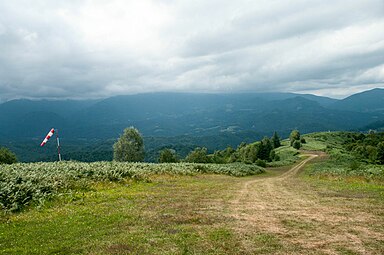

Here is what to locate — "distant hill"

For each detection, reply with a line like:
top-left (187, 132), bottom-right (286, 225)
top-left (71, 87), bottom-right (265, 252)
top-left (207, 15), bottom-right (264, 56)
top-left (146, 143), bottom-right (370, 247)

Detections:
top-left (1, 89), bottom-right (384, 162)
top-left (331, 88), bottom-right (384, 112)
top-left (1, 91), bottom-right (383, 140)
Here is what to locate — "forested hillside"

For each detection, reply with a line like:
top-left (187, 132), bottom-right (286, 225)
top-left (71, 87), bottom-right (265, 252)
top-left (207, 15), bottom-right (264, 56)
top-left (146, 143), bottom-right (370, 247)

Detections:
top-left (1, 89), bottom-right (384, 162)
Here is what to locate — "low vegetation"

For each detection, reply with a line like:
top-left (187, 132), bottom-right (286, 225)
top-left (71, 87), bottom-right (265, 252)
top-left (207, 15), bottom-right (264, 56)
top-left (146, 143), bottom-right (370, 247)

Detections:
top-left (302, 131), bottom-right (384, 181)
top-left (267, 145), bottom-right (300, 167)
top-left (1, 175), bottom-right (247, 254)
top-left (0, 161), bottom-right (264, 212)
top-left (1, 130), bottom-right (384, 254)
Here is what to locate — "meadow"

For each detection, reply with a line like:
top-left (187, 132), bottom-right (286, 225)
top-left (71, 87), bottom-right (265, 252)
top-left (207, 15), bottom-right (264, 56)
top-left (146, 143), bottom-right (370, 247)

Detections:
top-left (0, 162), bottom-right (264, 212)
top-left (1, 132), bottom-right (384, 254)
top-left (302, 132), bottom-right (384, 181)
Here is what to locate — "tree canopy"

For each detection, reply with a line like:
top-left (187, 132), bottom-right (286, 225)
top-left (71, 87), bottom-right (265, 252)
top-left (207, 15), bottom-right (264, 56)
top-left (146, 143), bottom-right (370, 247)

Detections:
top-left (271, 131), bottom-right (281, 148)
top-left (185, 147), bottom-right (210, 163)
top-left (290, 130), bottom-right (301, 149)
top-left (159, 148), bottom-right (178, 163)
top-left (0, 147), bottom-right (18, 164)
top-left (113, 127), bottom-right (145, 162)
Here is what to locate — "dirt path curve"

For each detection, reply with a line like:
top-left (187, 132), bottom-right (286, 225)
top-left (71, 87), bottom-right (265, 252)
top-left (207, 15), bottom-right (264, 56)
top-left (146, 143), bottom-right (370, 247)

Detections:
top-left (229, 152), bottom-right (384, 254)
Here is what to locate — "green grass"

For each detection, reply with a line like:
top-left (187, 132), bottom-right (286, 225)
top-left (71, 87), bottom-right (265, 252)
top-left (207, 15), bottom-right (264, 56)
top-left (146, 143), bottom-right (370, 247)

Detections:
top-left (0, 175), bottom-right (244, 254)
top-left (0, 161), bottom-right (265, 212)
top-left (301, 131), bottom-right (384, 182)
top-left (302, 131), bottom-right (351, 151)
top-left (303, 171), bottom-right (384, 200)
top-left (2, 131), bottom-right (383, 254)
top-left (1, 148), bottom-right (383, 254)
top-left (267, 145), bottom-right (300, 167)
top-left (252, 233), bottom-right (283, 253)
top-left (281, 219), bottom-right (316, 231)
top-left (306, 159), bottom-right (384, 180)
top-left (302, 154), bottom-right (384, 202)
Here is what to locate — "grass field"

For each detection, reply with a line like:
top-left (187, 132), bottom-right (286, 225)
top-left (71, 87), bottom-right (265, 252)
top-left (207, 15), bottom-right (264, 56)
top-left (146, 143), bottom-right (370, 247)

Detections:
top-left (1, 175), bottom-right (245, 254)
top-left (0, 162), bottom-right (264, 212)
top-left (1, 155), bottom-right (383, 254)
top-left (1, 132), bottom-right (384, 254)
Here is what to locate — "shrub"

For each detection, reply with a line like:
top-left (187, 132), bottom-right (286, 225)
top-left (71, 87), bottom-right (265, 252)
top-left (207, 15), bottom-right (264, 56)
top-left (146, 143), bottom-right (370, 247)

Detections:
top-left (292, 140), bottom-right (301, 150)
top-left (255, 159), bottom-right (267, 167)
top-left (185, 147), bottom-right (211, 163)
top-left (159, 149), bottom-right (178, 163)
top-left (290, 130), bottom-right (300, 146)
top-left (0, 147), bottom-right (17, 164)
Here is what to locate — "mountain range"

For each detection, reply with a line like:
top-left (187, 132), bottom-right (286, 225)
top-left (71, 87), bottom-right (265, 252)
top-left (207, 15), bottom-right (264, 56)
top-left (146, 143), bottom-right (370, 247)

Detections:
top-left (1, 88), bottom-right (384, 162)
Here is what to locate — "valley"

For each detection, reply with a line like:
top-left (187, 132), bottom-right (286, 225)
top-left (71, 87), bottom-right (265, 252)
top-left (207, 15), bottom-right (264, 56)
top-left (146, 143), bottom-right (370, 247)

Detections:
top-left (1, 89), bottom-right (384, 163)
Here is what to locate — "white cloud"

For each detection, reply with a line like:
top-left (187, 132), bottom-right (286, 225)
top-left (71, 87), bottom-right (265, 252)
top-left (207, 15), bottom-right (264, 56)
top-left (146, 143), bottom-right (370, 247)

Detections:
top-left (0, 0), bottom-right (383, 101)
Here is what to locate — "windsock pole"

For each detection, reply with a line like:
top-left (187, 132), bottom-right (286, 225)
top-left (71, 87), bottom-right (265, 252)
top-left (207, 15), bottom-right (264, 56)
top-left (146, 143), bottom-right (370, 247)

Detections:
top-left (40, 128), bottom-right (62, 161)
top-left (56, 129), bottom-right (62, 161)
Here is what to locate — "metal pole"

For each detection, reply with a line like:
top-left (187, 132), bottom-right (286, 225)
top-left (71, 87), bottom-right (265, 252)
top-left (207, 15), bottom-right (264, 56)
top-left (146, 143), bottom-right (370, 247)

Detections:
top-left (56, 129), bottom-right (62, 161)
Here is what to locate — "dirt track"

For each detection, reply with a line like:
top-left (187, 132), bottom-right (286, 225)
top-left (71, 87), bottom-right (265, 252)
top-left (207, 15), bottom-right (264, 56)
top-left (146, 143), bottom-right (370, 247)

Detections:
top-left (229, 153), bottom-right (384, 254)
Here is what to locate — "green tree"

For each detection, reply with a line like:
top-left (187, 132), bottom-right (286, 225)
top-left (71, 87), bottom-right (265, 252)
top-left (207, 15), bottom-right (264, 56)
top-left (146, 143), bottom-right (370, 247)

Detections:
top-left (245, 143), bottom-right (260, 163)
top-left (210, 151), bottom-right (226, 164)
top-left (113, 127), bottom-right (145, 162)
top-left (377, 142), bottom-right (384, 164)
top-left (185, 147), bottom-right (210, 163)
top-left (159, 148), bottom-right (178, 163)
top-left (293, 140), bottom-right (301, 150)
top-left (290, 130), bottom-right (301, 146)
top-left (0, 147), bottom-right (17, 164)
top-left (271, 131), bottom-right (281, 148)
top-left (258, 137), bottom-right (273, 161)
top-left (366, 145), bottom-right (378, 163)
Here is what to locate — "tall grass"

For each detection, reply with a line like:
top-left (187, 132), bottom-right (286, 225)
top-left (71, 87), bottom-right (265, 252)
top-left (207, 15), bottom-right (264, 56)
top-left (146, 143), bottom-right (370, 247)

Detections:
top-left (0, 161), bottom-right (264, 212)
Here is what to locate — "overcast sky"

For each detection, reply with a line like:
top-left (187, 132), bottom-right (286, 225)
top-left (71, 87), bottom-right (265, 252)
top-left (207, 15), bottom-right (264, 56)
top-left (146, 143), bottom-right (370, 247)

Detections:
top-left (0, 0), bottom-right (383, 102)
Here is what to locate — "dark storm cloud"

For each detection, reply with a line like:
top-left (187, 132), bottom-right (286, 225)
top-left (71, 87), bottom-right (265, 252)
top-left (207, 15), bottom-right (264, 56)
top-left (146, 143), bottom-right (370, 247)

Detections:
top-left (0, 0), bottom-right (383, 102)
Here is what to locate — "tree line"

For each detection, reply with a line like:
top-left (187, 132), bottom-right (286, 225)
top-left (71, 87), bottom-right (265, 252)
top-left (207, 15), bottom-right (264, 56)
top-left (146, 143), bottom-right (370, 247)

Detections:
top-left (7, 126), bottom-right (383, 166)
top-left (0, 127), bottom-right (297, 165)
top-left (343, 132), bottom-right (384, 164)
top-left (113, 127), bottom-right (284, 166)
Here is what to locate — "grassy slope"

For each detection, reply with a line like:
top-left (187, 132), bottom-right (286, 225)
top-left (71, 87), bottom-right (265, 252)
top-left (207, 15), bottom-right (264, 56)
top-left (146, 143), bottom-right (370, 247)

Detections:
top-left (0, 162), bottom-right (264, 212)
top-left (302, 131), bottom-right (384, 181)
top-left (1, 175), bottom-right (248, 255)
top-left (2, 158), bottom-right (383, 254)
top-left (1, 132), bottom-right (384, 254)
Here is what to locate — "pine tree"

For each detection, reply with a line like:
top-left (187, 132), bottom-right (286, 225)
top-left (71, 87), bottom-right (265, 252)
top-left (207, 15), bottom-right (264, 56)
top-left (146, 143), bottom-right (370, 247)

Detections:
top-left (271, 131), bottom-right (281, 148)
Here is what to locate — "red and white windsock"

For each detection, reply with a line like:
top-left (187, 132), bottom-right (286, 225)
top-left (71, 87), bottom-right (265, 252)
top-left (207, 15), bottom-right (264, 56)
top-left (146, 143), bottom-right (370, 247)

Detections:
top-left (40, 128), bottom-right (55, 147)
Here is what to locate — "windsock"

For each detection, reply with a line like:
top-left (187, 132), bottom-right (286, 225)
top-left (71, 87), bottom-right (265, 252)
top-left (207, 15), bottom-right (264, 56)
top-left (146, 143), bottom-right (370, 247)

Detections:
top-left (40, 128), bottom-right (55, 147)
